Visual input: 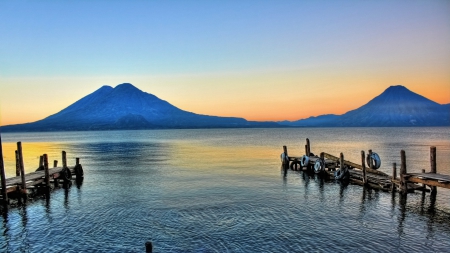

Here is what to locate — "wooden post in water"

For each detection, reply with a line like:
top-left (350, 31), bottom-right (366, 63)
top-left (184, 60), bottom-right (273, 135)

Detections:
top-left (368, 149), bottom-right (373, 169)
top-left (53, 160), bottom-right (58, 168)
top-left (76, 158), bottom-right (80, 166)
top-left (400, 150), bottom-right (407, 194)
top-left (430, 146), bottom-right (437, 194)
top-left (340, 152), bottom-right (344, 171)
top-left (0, 131), bottom-right (9, 206)
top-left (361, 151), bottom-right (367, 185)
top-left (62, 151), bottom-right (67, 168)
top-left (43, 154), bottom-right (50, 193)
top-left (392, 163), bottom-right (397, 192)
top-left (282, 146), bottom-right (288, 176)
top-left (15, 150), bottom-right (20, 176)
top-left (320, 152), bottom-right (326, 171)
top-left (306, 138), bottom-right (311, 156)
top-left (17, 142), bottom-right (27, 198)
top-left (39, 155), bottom-right (44, 169)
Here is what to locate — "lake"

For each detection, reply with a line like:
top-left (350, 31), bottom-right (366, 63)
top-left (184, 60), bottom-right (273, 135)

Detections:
top-left (1, 127), bottom-right (449, 252)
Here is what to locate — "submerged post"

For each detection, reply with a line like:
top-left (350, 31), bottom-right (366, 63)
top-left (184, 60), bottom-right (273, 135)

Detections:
top-left (0, 131), bottom-right (9, 206)
top-left (392, 163), bottom-right (397, 192)
top-left (400, 150), bottom-right (407, 194)
top-left (17, 142), bottom-right (27, 197)
top-left (43, 154), bottom-right (50, 193)
top-left (361, 150), bottom-right (367, 185)
top-left (430, 146), bottom-right (437, 194)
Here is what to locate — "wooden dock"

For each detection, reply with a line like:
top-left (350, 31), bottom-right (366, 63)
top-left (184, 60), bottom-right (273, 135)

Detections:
top-left (1, 132), bottom-right (84, 209)
top-left (281, 138), bottom-right (450, 196)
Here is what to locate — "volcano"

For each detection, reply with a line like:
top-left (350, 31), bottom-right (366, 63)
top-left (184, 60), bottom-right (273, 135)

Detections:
top-left (282, 85), bottom-right (449, 127)
top-left (2, 83), bottom-right (278, 132)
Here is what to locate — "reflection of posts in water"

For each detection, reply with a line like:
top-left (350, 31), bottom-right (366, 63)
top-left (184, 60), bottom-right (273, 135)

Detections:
top-left (391, 163), bottom-right (397, 192)
top-left (397, 192), bottom-right (407, 236)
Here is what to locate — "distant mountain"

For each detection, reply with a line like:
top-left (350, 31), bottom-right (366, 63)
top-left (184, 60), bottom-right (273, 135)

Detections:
top-left (2, 83), bottom-right (279, 132)
top-left (281, 85), bottom-right (450, 127)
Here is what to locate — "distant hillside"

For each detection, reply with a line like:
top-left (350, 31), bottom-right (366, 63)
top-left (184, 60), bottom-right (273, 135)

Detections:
top-left (281, 85), bottom-right (449, 127)
top-left (2, 83), bottom-right (279, 132)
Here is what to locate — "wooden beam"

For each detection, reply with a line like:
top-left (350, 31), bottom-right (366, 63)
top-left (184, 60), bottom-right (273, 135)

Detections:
top-left (323, 152), bottom-right (387, 176)
top-left (44, 154), bottom-right (50, 193)
top-left (17, 142), bottom-right (27, 197)
top-left (408, 177), bottom-right (450, 189)
top-left (430, 146), bottom-right (437, 194)
top-left (400, 150), bottom-right (407, 194)
top-left (0, 130), bottom-right (8, 206)
top-left (361, 150), bottom-right (367, 185)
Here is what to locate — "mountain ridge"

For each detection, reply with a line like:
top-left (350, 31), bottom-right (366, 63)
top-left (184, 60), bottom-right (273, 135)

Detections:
top-left (2, 83), bottom-right (278, 132)
top-left (281, 85), bottom-right (449, 127)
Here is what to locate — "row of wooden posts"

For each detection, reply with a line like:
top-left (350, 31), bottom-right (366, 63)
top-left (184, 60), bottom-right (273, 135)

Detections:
top-left (1, 136), bottom-right (82, 208)
top-left (282, 138), bottom-right (445, 195)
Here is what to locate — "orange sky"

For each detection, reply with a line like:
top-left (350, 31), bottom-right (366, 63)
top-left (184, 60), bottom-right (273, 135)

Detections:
top-left (1, 1), bottom-right (449, 125)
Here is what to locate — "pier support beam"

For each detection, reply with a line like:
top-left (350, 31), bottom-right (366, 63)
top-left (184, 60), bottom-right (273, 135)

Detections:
top-left (43, 154), bottom-right (50, 194)
top-left (0, 131), bottom-right (9, 207)
top-left (306, 138), bottom-right (311, 156)
top-left (361, 151), bottom-right (367, 185)
top-left (17, 142), bottom-right (27, 201)
top-left (430, 146), bottom-right (437, 194)
top-left (15, 150), bottom-right (20, 176)
top-left (400, 150), bottom-right (407, 194)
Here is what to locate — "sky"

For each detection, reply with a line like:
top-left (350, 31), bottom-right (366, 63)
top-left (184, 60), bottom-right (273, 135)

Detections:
top-left (1, 0), bottom-right (449, 125)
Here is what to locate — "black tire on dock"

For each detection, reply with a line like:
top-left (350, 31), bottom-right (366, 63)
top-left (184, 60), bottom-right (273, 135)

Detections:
top-left (60, 167), bottom-right (72, 181)
top-left (74, 164), bottom-right (84, 178)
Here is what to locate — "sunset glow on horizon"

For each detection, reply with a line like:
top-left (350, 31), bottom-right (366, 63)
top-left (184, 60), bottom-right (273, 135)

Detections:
top-left (1, 1), bottom-right (449, 126)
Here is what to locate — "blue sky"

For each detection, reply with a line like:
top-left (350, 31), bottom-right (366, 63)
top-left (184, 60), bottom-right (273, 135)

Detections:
top-left (1, 0), bottom-right (449, 124)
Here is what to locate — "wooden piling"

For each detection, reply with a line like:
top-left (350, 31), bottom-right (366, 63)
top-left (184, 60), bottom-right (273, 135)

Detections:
top-left (340, 153), bottom-right (344, 170)
top-left (400, 150), bottom-right (407, 194)
top-left (15, 150), bottom-right (20, 176)
top-left (39, 155), bottom-right (44, 169)
top-left (54, 160), bottom-right (58, 168)
top-left (17, 142), bottom-right (27, 196)
top-left (361, 151), bottom-right (367, 185)
top-left (0, 131), bottom-right (9, 206)
top-left (43, 154), bottom-right (50, 192)
top-left (368, 149), bottom-right (373, 169)
top-left (392, 163), bottom-right (397, 192)
top-left (76, 158), bottom-right (80, 166)
top-left (306, 138), bottom-right (311, 156)
top-left (430, 146), bottom-right (437, 194)
top-left (62, 151), bottom-right (67, 168)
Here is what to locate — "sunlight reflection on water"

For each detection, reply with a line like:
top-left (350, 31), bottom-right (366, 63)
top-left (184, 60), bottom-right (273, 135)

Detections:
top-left (0, 127), bottom-right (449, 252)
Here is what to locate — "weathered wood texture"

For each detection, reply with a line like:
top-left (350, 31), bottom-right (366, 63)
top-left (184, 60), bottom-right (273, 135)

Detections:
top-left (0, 132), bottom-right (8, 204)
top-left (322, 152), bottom-right (387, 176)
top-left (4, 166), bottom-right (76, 193)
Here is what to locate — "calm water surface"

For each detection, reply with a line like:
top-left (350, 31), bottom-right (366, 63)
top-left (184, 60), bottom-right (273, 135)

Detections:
top-left (0, 127), bottom-right (449, 252)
